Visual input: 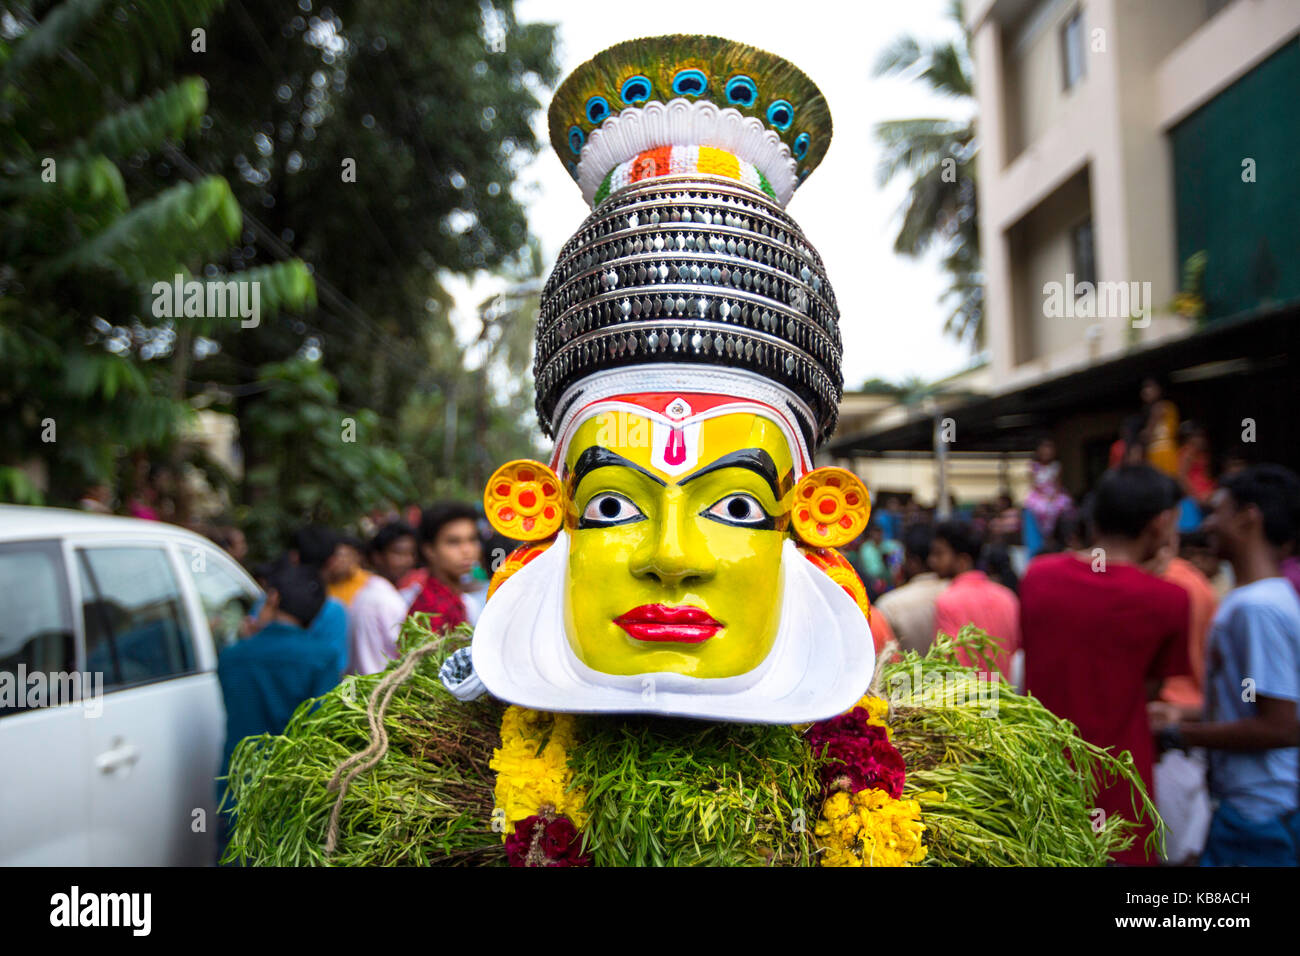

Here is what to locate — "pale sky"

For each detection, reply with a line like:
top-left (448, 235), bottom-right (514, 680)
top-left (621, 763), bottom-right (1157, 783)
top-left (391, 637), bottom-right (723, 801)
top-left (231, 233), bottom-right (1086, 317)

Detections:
top-left (444, 0), bottom-right (979, 390)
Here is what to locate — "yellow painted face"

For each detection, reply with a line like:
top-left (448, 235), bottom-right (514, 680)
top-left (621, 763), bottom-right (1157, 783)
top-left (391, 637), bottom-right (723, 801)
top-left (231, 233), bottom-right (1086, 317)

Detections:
top-left (562, 407), bottom-right (796, 678)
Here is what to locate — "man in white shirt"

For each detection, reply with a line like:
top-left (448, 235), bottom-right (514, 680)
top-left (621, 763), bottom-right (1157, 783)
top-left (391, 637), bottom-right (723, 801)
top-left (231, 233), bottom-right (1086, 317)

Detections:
top-left (874, 525), bottom-right (948, 654)
top-left (367, 521), bottom-right (420, 605)
top-left (347, 569), bottom-right (412, 675)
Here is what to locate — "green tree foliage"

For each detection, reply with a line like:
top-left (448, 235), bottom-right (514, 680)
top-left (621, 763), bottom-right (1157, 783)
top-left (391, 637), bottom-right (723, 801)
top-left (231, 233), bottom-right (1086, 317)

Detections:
top-left (241, 358), bottom-right (410, 557)
top-left (1, 0), bottom-right (558, 545)
top-left (873, 0), bottom-right (982, 345)
top-left (189, 0), bottom-right (559, 465)
top-left (395, 251), bottom-right (545, 502)
top-left (0, 0), bottom-right (315, 505)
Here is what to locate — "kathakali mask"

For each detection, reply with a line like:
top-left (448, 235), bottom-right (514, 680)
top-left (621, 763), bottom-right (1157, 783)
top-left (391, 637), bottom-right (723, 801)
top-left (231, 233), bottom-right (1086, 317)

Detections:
top-left (471, 35), bottom-right (874, 722)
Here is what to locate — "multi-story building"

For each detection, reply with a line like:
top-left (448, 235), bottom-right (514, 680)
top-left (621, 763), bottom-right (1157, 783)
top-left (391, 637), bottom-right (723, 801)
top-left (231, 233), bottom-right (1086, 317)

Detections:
top-left (830, 0), bottom-right (1300, 497)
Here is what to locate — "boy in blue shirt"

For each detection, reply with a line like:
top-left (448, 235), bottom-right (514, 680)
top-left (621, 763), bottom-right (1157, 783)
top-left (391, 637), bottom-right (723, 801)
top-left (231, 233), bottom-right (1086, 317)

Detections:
top-left (294, 525), bottom-right (350, 678)
top-left (1154, 464), bottom-right (1300, 865)
top-left (216, 563), bottom-right (340, 857)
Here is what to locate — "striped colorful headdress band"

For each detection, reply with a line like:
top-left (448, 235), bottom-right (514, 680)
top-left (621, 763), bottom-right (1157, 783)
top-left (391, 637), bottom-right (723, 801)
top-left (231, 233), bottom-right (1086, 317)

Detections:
top-left (535, 35), bottom-right (842, 450)
top-left (594, 144), bottom-right (778, 206)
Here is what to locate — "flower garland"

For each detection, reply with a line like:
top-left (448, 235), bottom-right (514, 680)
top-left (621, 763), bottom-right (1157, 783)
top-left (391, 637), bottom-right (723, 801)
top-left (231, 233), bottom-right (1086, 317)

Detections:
top-left (808, 695), bottom-right (928, 867)
top-left (815, 788), bottom-right (927, 867)
top-left (488, 706), bottom-right (590, 866)
top-left (490, 694), bottom-right (929, 867)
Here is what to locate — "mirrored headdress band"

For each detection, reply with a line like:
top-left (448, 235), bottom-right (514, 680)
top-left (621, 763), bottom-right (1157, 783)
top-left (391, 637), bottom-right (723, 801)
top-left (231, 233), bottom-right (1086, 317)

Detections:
top-left (534, 175), bottom-right (842, 447)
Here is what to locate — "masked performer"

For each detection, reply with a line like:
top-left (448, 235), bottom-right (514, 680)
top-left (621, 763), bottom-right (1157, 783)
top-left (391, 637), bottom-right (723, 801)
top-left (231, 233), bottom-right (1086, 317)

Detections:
top-left (224, 35), bottom-right (1157, 867)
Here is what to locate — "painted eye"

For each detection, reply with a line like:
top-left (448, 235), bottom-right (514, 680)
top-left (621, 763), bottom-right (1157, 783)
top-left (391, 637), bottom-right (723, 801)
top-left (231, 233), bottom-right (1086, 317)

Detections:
top-left (579, 492), bottom-right (645, 528)
top-left (703, 493), bottom-right (774, 528)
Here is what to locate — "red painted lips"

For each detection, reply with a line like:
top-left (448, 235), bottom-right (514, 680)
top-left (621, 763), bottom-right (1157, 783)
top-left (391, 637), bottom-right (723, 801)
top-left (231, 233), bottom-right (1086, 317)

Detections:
top-left (613, 604), bottom-right (722, 644)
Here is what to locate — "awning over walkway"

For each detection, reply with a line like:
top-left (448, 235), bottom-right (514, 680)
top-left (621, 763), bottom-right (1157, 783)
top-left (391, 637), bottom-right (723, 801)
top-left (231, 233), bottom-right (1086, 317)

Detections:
top-left (827, 304), bottom-right (1298, 459)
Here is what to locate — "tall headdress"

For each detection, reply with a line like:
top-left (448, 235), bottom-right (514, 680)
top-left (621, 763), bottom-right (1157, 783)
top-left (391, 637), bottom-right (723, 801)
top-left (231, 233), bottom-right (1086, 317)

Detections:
top-left (534, 34), bottom-right (841, 462)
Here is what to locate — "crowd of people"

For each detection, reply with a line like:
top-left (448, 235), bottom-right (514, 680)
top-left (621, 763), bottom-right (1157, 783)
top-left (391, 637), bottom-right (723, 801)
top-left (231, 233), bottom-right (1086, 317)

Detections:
top-left (853, 451), bottom-right (1300, 866)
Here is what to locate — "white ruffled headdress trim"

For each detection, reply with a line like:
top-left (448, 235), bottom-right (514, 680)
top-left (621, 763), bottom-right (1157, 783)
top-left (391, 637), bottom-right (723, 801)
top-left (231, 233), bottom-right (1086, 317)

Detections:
top-left (577, 98), bottom-right (799, 208)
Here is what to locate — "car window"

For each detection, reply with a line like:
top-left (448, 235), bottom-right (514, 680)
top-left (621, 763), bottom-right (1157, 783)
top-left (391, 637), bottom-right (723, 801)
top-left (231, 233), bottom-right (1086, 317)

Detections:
top-left (0, 540), bottom-right (74, 718)
top-left (78, 546), bottom-right (196, 689)
top-left (180, 544), bottom-right (259, 654)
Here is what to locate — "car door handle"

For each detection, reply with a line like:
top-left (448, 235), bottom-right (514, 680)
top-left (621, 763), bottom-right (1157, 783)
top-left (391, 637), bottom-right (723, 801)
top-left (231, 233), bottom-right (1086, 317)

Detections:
top-left (95, 738), bottom-right (141, 774)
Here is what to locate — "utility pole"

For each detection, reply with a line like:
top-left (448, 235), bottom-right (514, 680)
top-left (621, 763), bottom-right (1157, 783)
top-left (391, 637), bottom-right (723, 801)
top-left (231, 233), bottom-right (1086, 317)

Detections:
top-left (934, 411), bottom-right (951, 519)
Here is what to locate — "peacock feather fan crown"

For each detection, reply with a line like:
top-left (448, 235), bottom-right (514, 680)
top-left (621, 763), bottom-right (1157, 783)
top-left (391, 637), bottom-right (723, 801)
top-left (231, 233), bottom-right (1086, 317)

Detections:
top-left (548, 34), bottom-right (833, 208)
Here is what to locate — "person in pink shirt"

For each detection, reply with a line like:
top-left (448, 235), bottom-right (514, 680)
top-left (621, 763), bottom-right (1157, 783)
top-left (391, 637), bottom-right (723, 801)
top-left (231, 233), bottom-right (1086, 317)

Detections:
top-left (929, 520), bottom-right (1021, 682)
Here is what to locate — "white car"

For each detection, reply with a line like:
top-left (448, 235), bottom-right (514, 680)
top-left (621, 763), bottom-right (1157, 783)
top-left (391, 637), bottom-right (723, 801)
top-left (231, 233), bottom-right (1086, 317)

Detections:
top-left (0, 506), bottom-right (261, 865)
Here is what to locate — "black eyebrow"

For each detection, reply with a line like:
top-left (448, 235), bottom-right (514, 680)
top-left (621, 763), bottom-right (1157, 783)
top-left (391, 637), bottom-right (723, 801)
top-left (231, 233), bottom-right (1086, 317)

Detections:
top-left (570, 446), bottom-right (666, 490)
top-left (679, 449), bottom-right (785, 501)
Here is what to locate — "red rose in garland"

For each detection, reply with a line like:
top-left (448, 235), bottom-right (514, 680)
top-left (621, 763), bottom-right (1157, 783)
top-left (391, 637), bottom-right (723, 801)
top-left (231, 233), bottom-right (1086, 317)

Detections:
top-left (505, 813), bottom-right (592, 867)
top-left (806, 708), bottom-right (906, 798)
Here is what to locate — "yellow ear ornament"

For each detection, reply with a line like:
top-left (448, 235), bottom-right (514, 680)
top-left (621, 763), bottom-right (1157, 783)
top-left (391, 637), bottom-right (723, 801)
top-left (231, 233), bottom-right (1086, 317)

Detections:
top-left (484, 460), bottom-right (564, 541)
top-left (790, 467), bottom-right (871, 548)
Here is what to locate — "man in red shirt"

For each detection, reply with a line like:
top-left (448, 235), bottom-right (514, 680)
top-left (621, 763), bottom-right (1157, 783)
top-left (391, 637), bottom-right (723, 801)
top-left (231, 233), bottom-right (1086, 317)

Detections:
top-left (929, 521), bottom-right (1020, 681)
top-left (409, 502), bottom-right (482, 632)
top-left (1020, 465), bottom-right (1190, 865)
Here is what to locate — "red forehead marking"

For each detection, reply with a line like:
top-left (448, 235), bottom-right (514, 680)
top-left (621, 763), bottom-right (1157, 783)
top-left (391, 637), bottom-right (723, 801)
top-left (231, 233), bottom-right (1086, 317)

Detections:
top-left (551, 390), bottom-right (810, 476)
top-left (605, 393), bottom-right (739, 416)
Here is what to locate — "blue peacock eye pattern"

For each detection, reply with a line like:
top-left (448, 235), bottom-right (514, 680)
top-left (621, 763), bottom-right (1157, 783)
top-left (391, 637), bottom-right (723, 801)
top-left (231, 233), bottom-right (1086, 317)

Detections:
top-left (725, 75), bottom-right (758, 107)
top-left (620, 75), bottom-right (652, 104)
top-left (585, 95), bottom-right (610, 124)
top-left (766, 99), bottom-right (793, 131)
top-left (565, 67), bottom-right (817, 170)
top-left (551, 35), bottom-right (833, 195)
top-left (671, 68), bottom-right (708, 97)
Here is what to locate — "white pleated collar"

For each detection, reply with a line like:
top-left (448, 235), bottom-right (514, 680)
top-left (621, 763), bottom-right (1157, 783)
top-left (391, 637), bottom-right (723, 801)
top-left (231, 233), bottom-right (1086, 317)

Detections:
top-left (471, 531), bottom-right (874, 723)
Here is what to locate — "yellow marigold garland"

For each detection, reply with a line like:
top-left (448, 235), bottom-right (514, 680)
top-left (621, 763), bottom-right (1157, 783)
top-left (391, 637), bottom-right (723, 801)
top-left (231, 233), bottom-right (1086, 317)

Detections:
top-left (815, 788), bottom-right (928, 867)
top-left (489, 706), bottom-right (587, 838)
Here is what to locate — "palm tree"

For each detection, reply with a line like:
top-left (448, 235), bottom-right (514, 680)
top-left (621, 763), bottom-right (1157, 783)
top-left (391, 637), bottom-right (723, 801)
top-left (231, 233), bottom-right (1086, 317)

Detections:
top-left (873, 0), bottom-right (982, 346)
